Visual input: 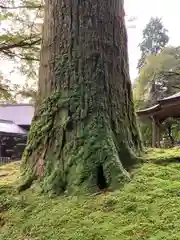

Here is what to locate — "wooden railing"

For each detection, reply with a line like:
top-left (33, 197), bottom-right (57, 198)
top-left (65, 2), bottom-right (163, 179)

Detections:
top-left (0, 157), bottom-right (20, 165)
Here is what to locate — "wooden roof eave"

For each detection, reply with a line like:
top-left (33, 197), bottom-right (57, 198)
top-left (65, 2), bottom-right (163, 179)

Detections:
top-left (0, 132), bottom-right (27, 136)
top-left (136, 104), bottom-right (160, 119)
top-left (136, 92), bottom-right (180, 122)
top-left (158, 92), bottom-right (180, 105)
top-left (159, 96), bottom-right (180, 104)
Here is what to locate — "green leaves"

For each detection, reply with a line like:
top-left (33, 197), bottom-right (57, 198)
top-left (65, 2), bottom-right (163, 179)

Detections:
top-left (0, 72), bottom-right (15, 101)
top-left (138, 17), bottom-right (169, 70)
top-left (0, 0), bottom-right (42, 102)
top-left (134, 46), bottom-right (180, 109)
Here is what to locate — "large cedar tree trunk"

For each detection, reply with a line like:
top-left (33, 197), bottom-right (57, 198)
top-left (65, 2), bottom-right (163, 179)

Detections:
top-left (20, 0), bottom-right (141, 194)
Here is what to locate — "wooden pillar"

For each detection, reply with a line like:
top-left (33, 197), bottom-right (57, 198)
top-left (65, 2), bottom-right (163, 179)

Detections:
top-left (151, 117), bottom-right (160, 148)
top-left (152, 117), bottom-right (157, 148)
top-left (156, 121), bottom-right (160, 148)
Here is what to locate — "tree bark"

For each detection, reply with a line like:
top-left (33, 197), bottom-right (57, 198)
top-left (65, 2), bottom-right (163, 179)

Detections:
top-left (20, 0), bottom-right (142, 194)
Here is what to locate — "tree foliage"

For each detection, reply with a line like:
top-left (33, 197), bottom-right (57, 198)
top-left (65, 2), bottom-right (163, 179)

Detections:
top-left (0, 0), bottom-right (43, 102)
top-left (134, 46), bottom-right (180, 109)
top-left (0, 0), bottom-right (42, 61)
top-left (0, 71), bottom-right (14, 101)
top-left (137, 17), bottom-right (169, 71)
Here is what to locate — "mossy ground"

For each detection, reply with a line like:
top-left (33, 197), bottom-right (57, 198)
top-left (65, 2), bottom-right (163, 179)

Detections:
top-left (1, 148), bottom-right (180, 239)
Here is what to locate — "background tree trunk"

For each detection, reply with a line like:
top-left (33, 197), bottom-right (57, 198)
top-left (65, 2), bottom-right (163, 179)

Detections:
top-left (20, 0), bottom-right (142, 194)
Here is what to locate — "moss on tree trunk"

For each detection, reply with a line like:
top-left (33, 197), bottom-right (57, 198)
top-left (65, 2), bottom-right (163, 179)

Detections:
top-left (20, 0), bottom-right (142, 194)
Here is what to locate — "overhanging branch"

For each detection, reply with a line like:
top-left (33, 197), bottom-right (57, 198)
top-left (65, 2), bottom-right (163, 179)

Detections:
top-left (0, 38), bottom-right (41, 52)
top-left (0, 5), bottom-right (43, 10)
top-left (160, 71), bottom-right (180, 77)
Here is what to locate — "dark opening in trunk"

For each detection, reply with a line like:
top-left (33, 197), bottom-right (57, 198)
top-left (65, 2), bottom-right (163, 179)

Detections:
top-left (97, 164), bottom-right (108, 190)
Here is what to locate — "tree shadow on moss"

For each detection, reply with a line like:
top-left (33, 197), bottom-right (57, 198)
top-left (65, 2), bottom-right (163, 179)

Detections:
top-left (0, 185), bottom-right (14, 195)
top-left (153, 157), bottom-right (180, 166)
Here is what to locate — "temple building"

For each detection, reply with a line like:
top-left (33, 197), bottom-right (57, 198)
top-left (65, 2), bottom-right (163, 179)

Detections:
top-left (0, 104), bottom-right (34, 159)
top-left (137, 92), bottom-right (180, 148)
